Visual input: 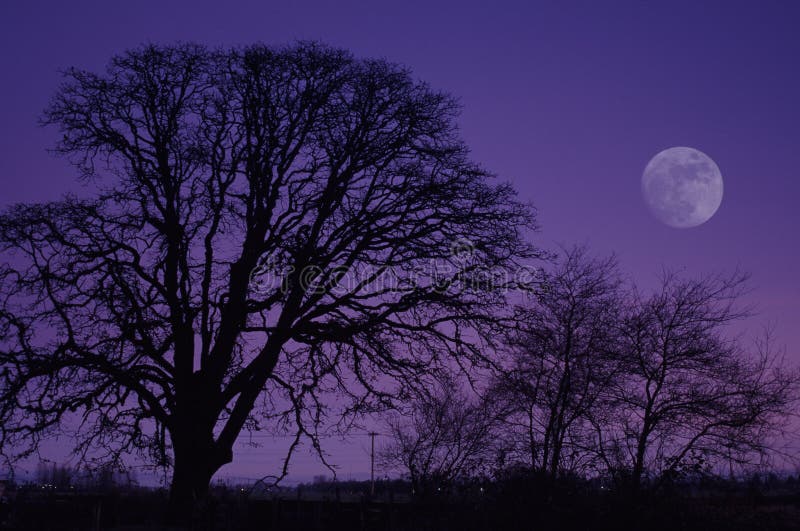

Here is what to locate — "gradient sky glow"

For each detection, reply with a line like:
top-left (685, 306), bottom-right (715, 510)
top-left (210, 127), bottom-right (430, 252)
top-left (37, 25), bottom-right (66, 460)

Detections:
top-left (1, 0), bottom-right (799, 483)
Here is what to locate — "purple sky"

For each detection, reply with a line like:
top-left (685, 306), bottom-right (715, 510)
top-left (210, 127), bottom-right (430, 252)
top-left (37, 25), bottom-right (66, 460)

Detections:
top-left (1, 0), bottom-right (799, 484)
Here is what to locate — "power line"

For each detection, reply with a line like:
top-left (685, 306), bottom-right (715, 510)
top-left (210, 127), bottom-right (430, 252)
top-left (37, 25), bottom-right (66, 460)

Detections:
top-left (233, 431), bottom-right (386, 440)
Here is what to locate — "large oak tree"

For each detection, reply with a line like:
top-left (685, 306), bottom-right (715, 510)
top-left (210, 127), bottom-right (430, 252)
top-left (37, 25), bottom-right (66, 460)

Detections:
top-left (0, 43), bottom-right (536, 523)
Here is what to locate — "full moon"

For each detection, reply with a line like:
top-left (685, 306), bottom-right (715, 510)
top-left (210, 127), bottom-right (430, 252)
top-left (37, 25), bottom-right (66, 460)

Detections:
top-left (641, 146), bottom-right (723, 228)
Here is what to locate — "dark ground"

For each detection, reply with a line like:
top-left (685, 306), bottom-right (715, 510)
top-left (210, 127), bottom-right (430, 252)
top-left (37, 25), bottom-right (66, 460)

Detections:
top-left (1, 478), bottom-right (800, 530)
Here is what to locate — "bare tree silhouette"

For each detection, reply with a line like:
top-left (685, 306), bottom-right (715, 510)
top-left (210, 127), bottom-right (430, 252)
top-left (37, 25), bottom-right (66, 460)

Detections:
top-left (593, 272), bottom-right (798, 492)
top-left (492, 246), bottom-right (623, 479)
top-left (489, 252), bottom-right (798, 493)
top-left (0, 42), bottom-right (537, 524)
top-left (380, 380), bottom-right (501, 499)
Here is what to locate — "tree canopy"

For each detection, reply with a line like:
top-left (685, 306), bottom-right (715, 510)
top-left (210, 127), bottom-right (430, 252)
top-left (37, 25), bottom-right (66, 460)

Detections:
top-left (0, 42), bottom-right (537, 520)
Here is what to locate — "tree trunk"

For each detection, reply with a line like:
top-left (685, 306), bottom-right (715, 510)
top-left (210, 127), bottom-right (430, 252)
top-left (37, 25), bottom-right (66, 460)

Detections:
top-left (165, 419), bottom-right (232, 528)
top-left (631, 429), bottom-right (649, 495)
top-left (165, 449), bottom-right (220, 528)
top-left (163, 370), bottom-right (235, 527)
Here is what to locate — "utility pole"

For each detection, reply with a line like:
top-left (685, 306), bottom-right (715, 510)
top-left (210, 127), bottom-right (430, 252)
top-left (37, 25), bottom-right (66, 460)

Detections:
top-left (369, 431), bottom-right (377, 496)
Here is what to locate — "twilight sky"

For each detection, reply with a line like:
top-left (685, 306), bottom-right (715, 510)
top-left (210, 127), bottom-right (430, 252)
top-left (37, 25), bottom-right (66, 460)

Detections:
top-left (1, 0), bottom-right (798, 483)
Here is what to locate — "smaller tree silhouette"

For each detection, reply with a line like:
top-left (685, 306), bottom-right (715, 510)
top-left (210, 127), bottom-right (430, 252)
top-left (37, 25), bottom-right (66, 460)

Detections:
top-left (594, 271), bottom-right (799, 492)
top-left (492, 246), bottom-right (623, 479)
top-left (380, 380), bottom-right (500, 499)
